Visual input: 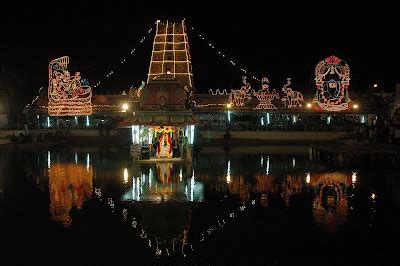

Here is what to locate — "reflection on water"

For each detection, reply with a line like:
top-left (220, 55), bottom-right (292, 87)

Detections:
top-left (48, 163), bottom-right (93, 227)
top-left (7, 146), bottom-right (398, 260)
top-left (120, 163), bottom-right (203, 203)
top-left (308, 171), bottom-right (352, 232)
top-left (39, 150), bottom-right (362, 235)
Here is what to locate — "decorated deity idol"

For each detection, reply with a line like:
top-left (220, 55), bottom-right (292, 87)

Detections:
top-left (157, 131), bottom-right (173, 159)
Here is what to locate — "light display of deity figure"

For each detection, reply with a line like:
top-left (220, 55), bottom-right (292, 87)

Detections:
top-left (313, 55), bottom-right (351, 111)
top-left (157, 131), bottom-right (173, 159)
top-left (48, 56), bottom-right (92, 116)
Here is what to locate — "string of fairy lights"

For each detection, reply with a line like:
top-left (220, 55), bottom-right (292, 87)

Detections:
top-left (94, 186), bottom-right (257, 258)
top-left (188, 24), bottom-right (261, 82)
top-left (93, 27), bottom-right (154, 89)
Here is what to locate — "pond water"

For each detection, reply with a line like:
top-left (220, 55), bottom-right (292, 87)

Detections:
top-left (0, 144), bottom-right (399, 264)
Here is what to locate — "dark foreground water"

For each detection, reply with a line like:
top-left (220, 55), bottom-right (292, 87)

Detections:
top-left (1, 144), bottom-right (399, 265)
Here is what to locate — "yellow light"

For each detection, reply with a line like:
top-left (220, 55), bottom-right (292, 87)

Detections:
top-left (227, 104), bottom-right (232, 108)
top-left (306, 103), bottom-right (312, 108)
top-left (306, 172), bottom-right (311, 183)
top-left (353, 104), bottom-right (359, 109)
top-left (122, 103), bottom-right (129, 111)
top-left (123, 168), bottom-right (128, 184)
top-left (166, 71), bottom-right (171, 74)
top-left (371, 193), bottom-right (377, 200)
top-left (373, 84), bottom-right (378, 88)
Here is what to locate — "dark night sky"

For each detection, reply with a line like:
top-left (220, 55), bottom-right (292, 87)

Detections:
top-left (0, 1), bottom-right (398, 106)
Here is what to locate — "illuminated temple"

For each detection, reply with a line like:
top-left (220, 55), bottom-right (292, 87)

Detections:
top-left (24, 19), bottom-right (400, 144)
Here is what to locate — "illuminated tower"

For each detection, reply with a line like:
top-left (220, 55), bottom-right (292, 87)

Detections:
top-left (147, 20), bottom-right (194, 91)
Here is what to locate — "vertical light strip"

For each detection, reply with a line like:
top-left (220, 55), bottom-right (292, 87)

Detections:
top-left (228, 110), bottom-right (231, 122)
top-left (86, 153), bottom-right (90, 171)
top-left (74, 152), bottom-right (78, 164)
top-left (226, 160), bottom-right (231, 184)
top-left (136, 126), bottom-right (140, 144)
top-left (190, 125), bottom-right (194, 144)
top-left (266, 156), bottom-right (270, 175)
top-left (136, 178), bottom-right (140, 201)
top-left (161, 21), bottom-right (168, 74)
top-left (149, 168), bottom-right (152, 189)
top-left (182, 20), bottom-right (193, 88)
top-left (267, 113), bottom-right (270, 124)
top-left (124, 168), bottom-right (129, 184)
top-left (190, 170), bottom-right (194, 201)
top-left (147, 20), bottom-right (159, 83)
top-left (173, 22), bottom-right (176, 78)
top-left (47, 150), bottom-right (51, 169)
top-left (47, 117), bottom-right (50, 128)
top-left (86, 116), bottom-right (89, 127)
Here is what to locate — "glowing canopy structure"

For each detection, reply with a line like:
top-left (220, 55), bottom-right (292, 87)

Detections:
top-left (313, 55), bottom-right (351, 111)
top-left (48, 56), bottom-right (92, 116)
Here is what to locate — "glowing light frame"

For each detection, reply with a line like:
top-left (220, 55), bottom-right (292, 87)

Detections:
top-left (48, 56), bottom-right (92, 116)
top-left (313, 55), bottom-right (351, 111)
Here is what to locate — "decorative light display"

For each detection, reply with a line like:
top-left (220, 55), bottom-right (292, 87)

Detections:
top-left (93, 28), bottom-right (153, 89)
top-left (189, 25), bottom-right (261, 82)
top-left (280, 78), bottom-right (304, 108)
top-left (313, 55), bottom-right (351, 111)
top-left (94, 185), bottom-right (258, 258)
top-left (147, 20), bottom-right (193, 90)
top-left (252, 77), bottom-right (279, 110)
top-left (229, 76), bottom-right (253, 106)
top-left (48, 56), bottom-right (92, 116)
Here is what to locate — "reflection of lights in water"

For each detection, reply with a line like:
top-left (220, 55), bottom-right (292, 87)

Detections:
top-left (132, 177), bottom-right (135, 200)
top-left (352, 172), bottom-right (357, 183)
top-left (190, 170), bottom-right (195, 201)
top-left (47, 150), bottom-right (51, 169)
top-left (226, 160), bottom-right (231, 183)
top-left (149, 168), bottom-right (152, 189)
top-left (266, 156), bottom-right (270, 175)
top-left (141, 173), bottom-right (145, 195)
top-left (327, 115), bottom-right (331, 125)
top-left (227, 110), bottom-right (231, 122)
top-left (179, 168), bottom-right (183, 182)
top-left (371, 192), bottom-right (377, 200)
top-left (123, 168), bottom-right (128, 184)
top-left (306, 172), bottom-right (310, 183)
top-left (86, 153), bottom-right (90, 171)
top-left (292, 157), bottom-right (296, 168)
top-left (74, 152), bottom-right (78, 164)
top-left (260, 156), bottom-right (263, 167)
top-left (136, 177), bottom-right (140, 201)
top-left (86, 116), bottom-right (90, 126)
top-left (260, 117), bottom-right (264, 126)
